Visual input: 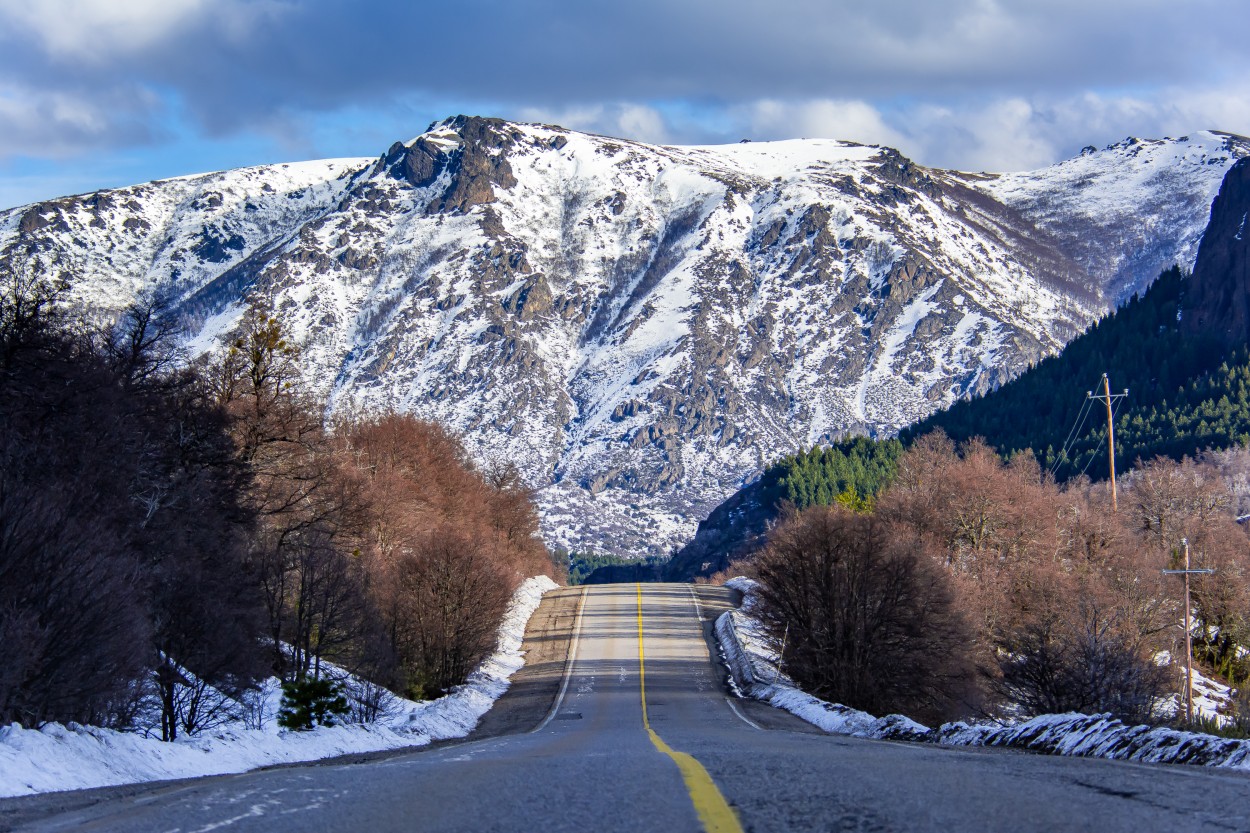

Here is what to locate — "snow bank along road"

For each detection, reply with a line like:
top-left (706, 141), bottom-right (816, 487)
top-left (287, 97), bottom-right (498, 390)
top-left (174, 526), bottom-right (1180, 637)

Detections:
top-left (6, 584), bottom-right (1250, 833)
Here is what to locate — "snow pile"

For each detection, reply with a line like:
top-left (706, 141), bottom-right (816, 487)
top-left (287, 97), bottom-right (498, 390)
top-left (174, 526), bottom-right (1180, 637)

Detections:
top-left (939, 713), bottom-right (1250, 768)
top-left (716, 576), bottom-right (1250, 769)
top-left (0, 575), bottom-right (558, 798)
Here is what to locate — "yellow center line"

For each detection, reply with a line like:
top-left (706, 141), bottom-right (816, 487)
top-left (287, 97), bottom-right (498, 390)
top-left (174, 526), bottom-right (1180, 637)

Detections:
top-left (636, 584), bottom-right (744, 833)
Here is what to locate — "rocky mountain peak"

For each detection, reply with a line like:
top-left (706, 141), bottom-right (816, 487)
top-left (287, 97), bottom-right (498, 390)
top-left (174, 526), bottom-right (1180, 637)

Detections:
top-left (1, 121), bottom-right (1245, 557)
top-left (380, 115), bottom-right (521, 213)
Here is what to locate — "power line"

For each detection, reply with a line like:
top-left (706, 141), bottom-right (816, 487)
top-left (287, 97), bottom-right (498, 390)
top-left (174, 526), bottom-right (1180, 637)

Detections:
top-left (1050, 373), bottom-right (1109, 477)
top-left (1077, 434), bottom-right (1103, 477)
top-left (1077, 392), bottom-right (1126, 478)
top-left (1049, 393), bottom-right (1095, 477)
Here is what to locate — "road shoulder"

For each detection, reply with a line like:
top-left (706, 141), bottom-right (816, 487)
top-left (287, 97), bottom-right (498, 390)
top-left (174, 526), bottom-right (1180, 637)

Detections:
top-left (469, 585), bottom-right (584, 738)
top-left (691, 584), bottom-right (822, 734)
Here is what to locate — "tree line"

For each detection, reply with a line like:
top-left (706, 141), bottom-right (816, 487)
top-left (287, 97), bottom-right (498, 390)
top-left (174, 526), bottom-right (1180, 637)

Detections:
top-left (903, 266), bottom-right (1250, 481)
top-left (768, 437), bottom-right (903, 513)
top-left (748, 433), bottom-right (1250, 729)
top-left (0, 265), bottom-right (554, 737)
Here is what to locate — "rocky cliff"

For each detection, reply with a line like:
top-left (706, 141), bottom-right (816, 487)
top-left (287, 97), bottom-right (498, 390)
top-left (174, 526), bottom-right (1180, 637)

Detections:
top-left (1183, 157), bottom-right (1250, 350)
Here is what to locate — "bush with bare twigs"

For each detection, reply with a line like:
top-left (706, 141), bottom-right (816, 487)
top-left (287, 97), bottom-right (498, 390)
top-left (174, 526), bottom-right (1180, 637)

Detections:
top-left (747, 431), bottom-right (1250, 725)
top-left (750, 505), bottom-right (980, 724)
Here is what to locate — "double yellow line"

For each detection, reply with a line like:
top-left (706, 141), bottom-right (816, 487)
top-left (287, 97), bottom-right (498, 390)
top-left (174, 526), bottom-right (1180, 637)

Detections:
top-left (636, 584), bottom-right (744, 833)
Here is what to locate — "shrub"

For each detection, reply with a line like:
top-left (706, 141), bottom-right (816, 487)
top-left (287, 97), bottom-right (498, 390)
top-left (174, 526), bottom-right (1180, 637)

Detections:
top-left (994, 591), bottom-right (1171, 725)
top-left (386, 526), bottom-right (513, 698)
top-left (1230, 684), bottom-right (1250, 735)
top-left (277, 678), bottom-right (350, 730)
top-left (750, 505), bottom-right (980, 724)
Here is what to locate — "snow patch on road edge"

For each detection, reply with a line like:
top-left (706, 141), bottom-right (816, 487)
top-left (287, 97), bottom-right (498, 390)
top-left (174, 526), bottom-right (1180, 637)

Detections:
top-left (715, 577), bottom-right (1250, 770)
top-left (0, 575), bottom-right (560, 798)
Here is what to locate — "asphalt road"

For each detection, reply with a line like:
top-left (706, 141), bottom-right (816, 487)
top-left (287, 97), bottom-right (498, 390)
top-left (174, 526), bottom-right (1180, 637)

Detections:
top-left (6, 583), bottom-right (1250, 833)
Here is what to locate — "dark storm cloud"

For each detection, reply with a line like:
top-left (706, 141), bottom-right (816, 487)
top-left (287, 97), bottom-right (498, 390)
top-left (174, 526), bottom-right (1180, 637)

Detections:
top-left (189, 0), bottom-right (1239, 113)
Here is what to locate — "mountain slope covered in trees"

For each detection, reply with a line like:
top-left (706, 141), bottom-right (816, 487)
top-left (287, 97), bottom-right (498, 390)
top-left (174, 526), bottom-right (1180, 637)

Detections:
top-left (662, 437), bottom-right (903, 579)
top-left (907, 157), bottom-right (1250, 478)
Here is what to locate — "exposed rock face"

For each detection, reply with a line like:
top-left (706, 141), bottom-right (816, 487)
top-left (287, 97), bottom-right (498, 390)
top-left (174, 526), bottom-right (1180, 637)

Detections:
top-left (1184, 157), bottom-right (1250, 349)
top-left (1, 119), bottom-right (1244, 557)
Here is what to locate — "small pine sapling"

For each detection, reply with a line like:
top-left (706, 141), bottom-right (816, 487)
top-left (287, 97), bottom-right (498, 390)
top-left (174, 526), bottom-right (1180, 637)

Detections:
top-left (277, 678), bottom-right (350, 730)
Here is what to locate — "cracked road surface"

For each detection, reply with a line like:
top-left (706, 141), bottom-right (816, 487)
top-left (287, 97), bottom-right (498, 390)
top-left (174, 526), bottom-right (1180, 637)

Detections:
top-left (5, 584), bottom-right (1250, 832)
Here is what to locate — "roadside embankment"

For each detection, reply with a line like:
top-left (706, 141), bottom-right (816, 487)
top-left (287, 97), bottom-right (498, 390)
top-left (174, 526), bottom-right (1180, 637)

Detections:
top-left (0, 576), bottom-right (560, 799)
top-left (716, 577), bottom-right (1250, 771)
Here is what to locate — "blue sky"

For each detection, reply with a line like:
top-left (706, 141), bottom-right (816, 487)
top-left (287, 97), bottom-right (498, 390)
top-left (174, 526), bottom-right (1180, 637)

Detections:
top-left (1, 0), bottom-right (1248, 210)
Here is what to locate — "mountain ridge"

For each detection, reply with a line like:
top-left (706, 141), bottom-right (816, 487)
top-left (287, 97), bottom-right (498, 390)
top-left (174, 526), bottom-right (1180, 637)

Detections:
top-left (1184, 156), bottom-right (1250, 348)
top-left (2, 118), bottom-right (1245, 556)
top-left (665, 155), bottom-right (1250, 580)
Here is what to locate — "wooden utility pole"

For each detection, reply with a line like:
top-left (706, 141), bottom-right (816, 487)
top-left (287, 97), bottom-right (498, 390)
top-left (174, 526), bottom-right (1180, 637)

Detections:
top-left (1088, 374), bottom-right (1128, 511)
top-left (1163, 538), bottom-right (1214, 724)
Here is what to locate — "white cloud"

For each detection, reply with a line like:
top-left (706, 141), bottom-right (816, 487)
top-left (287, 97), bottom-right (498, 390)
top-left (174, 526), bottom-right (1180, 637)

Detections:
top-left (1148, 87), bottom-right (1250, 140)
top-left (737, 99), bottom-right (912, 151)
top-left (515, 103), bottom-right (675, 145)
top-left (903, 98), bottom-right (1063, 172)
top-left (0, 0), bottom-right (285, 62)
top-left (513, 83), bottom-right (1250, 175)
top-left (0, 83), bottom-right (161, 159)
top-left (615, 105), bottom-right (671, 145)
top-left (902, 85), bottom-right (1250, 171)
top-left (0, 0), bottom-right (207, 57)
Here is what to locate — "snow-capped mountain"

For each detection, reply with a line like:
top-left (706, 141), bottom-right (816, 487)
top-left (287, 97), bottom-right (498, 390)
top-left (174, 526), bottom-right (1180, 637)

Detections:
top-left (2, 118), bottom-right (1245, 556)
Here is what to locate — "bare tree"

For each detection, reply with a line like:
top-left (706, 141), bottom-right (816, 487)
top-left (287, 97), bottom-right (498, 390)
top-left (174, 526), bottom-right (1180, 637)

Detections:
top-left (880, 433), bottom-right (1061, 646)
top-left (0, 291), bottom-right (150, 727)
top-left (387, 526), bottom-right (513, 698)
top-left (0, 260), bottom-right (70, 370)
top-left (994, 564), bottom-right (1171, 723)
top-left (1126, 456), bottom-right (1232, 551)
top-left (750, 505), bottom-right (979, 723)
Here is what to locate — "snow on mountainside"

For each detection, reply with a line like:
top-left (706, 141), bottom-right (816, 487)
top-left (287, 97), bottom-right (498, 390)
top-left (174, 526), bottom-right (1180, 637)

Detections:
top-left (2, 118), bottom-right (1246, 557)
top-left (0, 159), bottom-right (369, 321)
top-left (978, 132), bottom-right (1248, 303)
